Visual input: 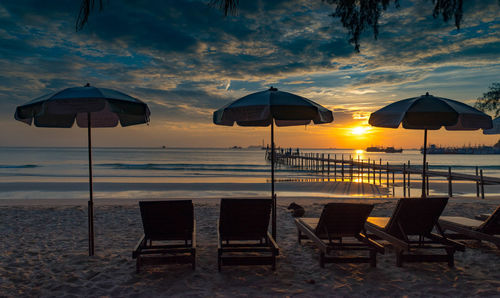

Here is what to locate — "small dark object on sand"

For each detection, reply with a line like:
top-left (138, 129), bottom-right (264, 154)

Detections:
top-left (306, 279), bottom-right (315, 284)
top-left (287, 202), bottom-right (305, 217)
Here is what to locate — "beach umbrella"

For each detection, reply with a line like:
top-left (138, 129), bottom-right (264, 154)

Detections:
top-left (483, 117), bottom-right (500, 134)
top-left (369, 92), bottom-right (492, 198)
top-left (213, 87), bottom-right (333, 238)
top-left (14, 83), bottom-right (151, 256)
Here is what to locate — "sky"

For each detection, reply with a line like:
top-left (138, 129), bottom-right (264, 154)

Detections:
top-left (0, 0), bottom-right (499, 149)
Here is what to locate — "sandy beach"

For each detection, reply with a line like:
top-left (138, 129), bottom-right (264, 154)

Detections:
top-left (1, 192), bottom-right (500, 297)
top-left (2, 0), bottom-right (500, 296)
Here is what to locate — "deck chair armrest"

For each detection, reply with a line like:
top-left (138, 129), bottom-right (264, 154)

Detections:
top-left (132, 234), bottom-right (146, 259)
top-left (295, 218), bottom-right (329, 254)
top-left (266, 231), bottom-right (280, 254)
top-left (365, 222), bottom-right (409, 251)
top-left (428, 233), bottom-right (465, 251)
top-left (358, 233), bottom-right (385, 254)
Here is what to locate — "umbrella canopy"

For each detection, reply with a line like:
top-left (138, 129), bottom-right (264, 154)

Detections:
top-left (14, 83), bottom-right (150, 256)
top-left (213, 87), bottom-right (333, 238)
top-left (369, 92), bottom-right (492, 197)
top-left (15, 84), bottom-right (150, 127)
top-left (483, 117), bottom-right (500, 134)
top-left (213, 87), bottom-right (333, 127)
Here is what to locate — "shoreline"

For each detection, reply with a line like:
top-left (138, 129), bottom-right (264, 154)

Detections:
top-left (1, 179), bottom-right (500, 204)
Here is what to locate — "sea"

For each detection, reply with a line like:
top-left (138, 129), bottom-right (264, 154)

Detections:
top-left (1, 147), bottom-right (499, 200)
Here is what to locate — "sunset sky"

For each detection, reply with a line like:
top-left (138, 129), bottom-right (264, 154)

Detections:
top-left (0, 0), bottom-right (499, 149)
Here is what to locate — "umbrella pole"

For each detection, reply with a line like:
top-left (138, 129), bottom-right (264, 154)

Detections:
top-left (421, 129), bottom-right (427, 198)
top-left (87, 112), bottom-right (95, 256)
top-left (271, 120), bottom-right (276, 239)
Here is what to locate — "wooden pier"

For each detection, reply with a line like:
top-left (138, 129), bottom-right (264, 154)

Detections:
top-left (266, 149), bottom-right (500, 198)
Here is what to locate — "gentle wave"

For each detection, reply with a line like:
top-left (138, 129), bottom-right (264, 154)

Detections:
top-left (0, 164), bottom-right (38, 169)
top-left (426, 165), bottom-right (500, 170)
top-left (96, 163), bottom-right (270, 172)
top-left (95, 163), bottom-right (500, 171)
top-left (0, 172), bottom-right (267, 178)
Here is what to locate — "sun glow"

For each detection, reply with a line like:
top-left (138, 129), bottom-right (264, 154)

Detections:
top-left (354, 149), bottom-right (364, 160)
top-left (350, 126), bottom-right (371, 136)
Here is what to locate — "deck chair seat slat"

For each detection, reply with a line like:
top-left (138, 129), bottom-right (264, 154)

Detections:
top-left (366, 217), bottom-right (390, 229)
top-left (440, 216), bottom-right (483, 228)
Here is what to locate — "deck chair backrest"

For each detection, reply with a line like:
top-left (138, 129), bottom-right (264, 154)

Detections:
top-left (385, 197), bottom-right (448, 238)
top-left (219, 198), bottom-right (271, 241)
top-left (315, 203), bottom-right (374, 238)
top-left (479, 205), bottom-right (500, 234)
top-left (139, 200), bottom-right (194, 241)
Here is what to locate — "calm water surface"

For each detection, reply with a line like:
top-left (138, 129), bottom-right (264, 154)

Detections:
top-left (1, 147), bottom-right (499, 199)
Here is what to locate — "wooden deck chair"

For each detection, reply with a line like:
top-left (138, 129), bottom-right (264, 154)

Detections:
top-left (475, 212), bottom-right (493, 221)
top-left (365, 197), bottom-right (464, 267)
top-left (439, 205), bottom-right (500, 249)
top-left (295, 203), bottom-right (384, 268)
top-left (217, 198), bottom-right (279, 271)
top-left (133, 200), bottom-right (196, 272)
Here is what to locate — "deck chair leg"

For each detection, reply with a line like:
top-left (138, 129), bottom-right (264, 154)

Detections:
top-left (446, 248), bottom-right (455, 267)
top-left (192, 250), bottom-right (196, 270)
top-left (272, 254), bottom-right (276, 271)
top-left (370, 249), bottom-right (377, 267)
top-left (298, 229), bottom-right (302, 244)
top-left (136, 257), bottom-right (141, 273)
top-left (218, 249), bottom-right (222, 272)
top-left (396, 250), bottom-right (403, 267)
top-left (320, 252), bottom-right (325, 268)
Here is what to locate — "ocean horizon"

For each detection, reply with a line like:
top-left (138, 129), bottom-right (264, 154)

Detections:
top-left (1, 146), bottom-right (499, 200)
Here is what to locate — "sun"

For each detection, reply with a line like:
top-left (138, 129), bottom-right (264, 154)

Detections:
top-left (350, 126), bottom-right (371, 136)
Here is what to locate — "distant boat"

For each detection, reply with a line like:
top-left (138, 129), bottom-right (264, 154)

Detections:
top-left (384, 147), bottom-right (403, 153)
top-left (231, 146), bottom-right (243, 149)
top-left (423, 144), bottom-right (500, 154)
top-left (366, 146), bottom-right (403, 153)
top-left (366, 146), bottom-right (384, 152)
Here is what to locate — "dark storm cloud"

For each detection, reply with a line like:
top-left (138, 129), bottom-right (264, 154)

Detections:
top-left (135, 84), bottom-right (230, 110)
top-left (329, 108), bottom-right (357, 124)
top-left (358, 1), bottom-right (500, 67)
top-left (0, 0), bottom-right (499, 122)
top-left (355, 72), bottom-right (423, 87)
top-left (74, 0), bottom-right (354, 77)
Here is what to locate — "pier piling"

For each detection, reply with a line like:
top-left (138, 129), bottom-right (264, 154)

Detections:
top-left (267, 148), bottom-right (499, 198)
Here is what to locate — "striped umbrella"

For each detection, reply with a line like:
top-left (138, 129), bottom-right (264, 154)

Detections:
top-left (213, 87), bottom-right (333, 238)
top-left (369, 92), bottom-right (492, 197)
top-left (14, 83), bottom-right (150, 256)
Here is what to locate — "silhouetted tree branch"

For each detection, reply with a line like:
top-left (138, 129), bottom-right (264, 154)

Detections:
top-left (209, 0), bottom-right (239, 16)
top-left (475, 83), bottom-right (500, 117)
top-left (76, 0), bottom-right (497, 52)
top-left (324, 0), bottom-right (399, 52)
top-left (207, 0), bottom-right (470, 52)
top-left (76, 0), bottom-right (104, 31)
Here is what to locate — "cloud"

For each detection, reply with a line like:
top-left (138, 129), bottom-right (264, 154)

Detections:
top-left (0, 0), bottom-right (499, 147)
